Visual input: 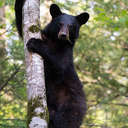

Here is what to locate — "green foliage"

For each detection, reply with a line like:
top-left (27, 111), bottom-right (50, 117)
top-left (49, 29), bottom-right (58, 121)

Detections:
top-left (0, 0), bottom-right (128, 128)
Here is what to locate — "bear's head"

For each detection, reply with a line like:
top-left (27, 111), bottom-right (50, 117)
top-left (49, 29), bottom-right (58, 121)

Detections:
top-left (44, 4), bottom-right (89, 45)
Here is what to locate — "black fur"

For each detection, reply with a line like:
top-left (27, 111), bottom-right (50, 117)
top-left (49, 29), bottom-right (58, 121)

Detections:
top-left (15, 2), bottom-right (89, 128)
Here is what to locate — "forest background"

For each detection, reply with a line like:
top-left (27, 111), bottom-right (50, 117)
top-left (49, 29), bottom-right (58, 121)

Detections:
top-left (0, 0), bottom-right (128, 128)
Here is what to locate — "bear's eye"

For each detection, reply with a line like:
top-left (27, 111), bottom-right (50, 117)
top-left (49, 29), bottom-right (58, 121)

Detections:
top-left (68, 24), bottom-right (75, 29)
top-left (58, 23), bottom-right (63, 27)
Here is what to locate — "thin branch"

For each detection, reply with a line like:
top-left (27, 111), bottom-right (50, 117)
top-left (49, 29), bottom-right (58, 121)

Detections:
top-left (0, 67), bottom-right (20, 92)
top-left (0, 124), bottom-right (25, 128)
top-left (101, 103), bottom-right (128, 107)
top-left (0, 118), bottom-right (26, 121)
top-left (0, 23), bottom-right (14, 36)
top-left (85, 124), bottom-right (111, 128)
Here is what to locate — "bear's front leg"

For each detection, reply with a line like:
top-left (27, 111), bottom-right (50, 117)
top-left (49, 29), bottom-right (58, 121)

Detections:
top-left (27, 38), bottom-right (65, 84)
top-left (27, 38), bottom-right (62, 67)
top-left (27, 38), bottom-right (48, 56)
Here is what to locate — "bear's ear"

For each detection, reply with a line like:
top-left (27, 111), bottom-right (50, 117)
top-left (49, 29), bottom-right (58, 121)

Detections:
top-left (76, 12), bottom-right (89, 25)
top-left (50, 4), bottom-right (62, 18)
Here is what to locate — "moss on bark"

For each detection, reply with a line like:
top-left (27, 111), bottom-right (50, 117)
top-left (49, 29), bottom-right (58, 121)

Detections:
top-left (27, 97), bottom-right (49, 128)
top-left (29, 25), bottom-right (40, 33)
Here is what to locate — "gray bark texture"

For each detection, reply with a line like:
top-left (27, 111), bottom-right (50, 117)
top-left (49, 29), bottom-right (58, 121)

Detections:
top-left (23, 0), bottom-right (48, 128)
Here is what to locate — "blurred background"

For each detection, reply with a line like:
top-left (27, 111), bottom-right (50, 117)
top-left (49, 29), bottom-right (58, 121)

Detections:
top-left (0, 0), bottom-right (128, 128)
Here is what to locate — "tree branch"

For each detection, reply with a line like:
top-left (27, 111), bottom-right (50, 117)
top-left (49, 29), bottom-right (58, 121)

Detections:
top-left (0, 67), bottom-right (20, 92)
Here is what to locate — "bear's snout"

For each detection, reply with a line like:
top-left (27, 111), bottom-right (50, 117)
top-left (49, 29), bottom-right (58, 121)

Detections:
top-left (58, 25), bottom-right (69, 40)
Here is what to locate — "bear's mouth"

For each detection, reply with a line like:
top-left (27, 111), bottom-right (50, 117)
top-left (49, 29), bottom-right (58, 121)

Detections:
top-left (58, 38), bottom-right (73, 45)
top-left (58, 34), bottom-right (73, 45)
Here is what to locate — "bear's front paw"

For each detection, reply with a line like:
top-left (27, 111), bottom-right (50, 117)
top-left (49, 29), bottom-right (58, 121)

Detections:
top-left (26, 38), bottom-right (40, 53)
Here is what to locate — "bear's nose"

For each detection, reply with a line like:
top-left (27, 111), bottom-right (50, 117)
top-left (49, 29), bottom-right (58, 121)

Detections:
top-left (58, 29), bottom-right (69, 40)
top-left (59, 32), bottom-right (67, 39)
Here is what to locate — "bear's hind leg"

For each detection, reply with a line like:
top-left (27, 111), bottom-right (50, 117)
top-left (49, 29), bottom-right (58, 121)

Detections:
top-left (51, 102), bottom-right (86, 128)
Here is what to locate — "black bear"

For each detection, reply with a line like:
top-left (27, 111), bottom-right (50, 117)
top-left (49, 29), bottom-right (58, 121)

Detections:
top-left (15, 1), bottom-right (89, 128)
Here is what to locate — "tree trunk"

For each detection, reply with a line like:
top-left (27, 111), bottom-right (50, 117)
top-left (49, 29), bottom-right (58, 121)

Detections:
top-left (23, 0), bottom-right (48, 128)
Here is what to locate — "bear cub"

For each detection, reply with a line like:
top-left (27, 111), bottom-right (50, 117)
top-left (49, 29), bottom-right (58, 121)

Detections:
top-left (15, 3), bottom-right (89, 128)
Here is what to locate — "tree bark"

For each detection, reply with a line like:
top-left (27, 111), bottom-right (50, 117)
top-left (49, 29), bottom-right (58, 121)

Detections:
top-left (23, 0), bottom-right (48, 128)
